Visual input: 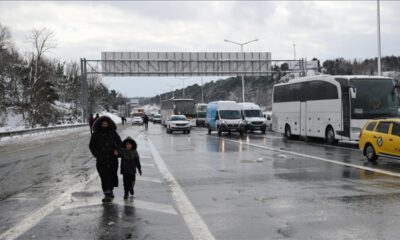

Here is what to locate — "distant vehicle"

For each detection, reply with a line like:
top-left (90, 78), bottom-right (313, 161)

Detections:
top-left (206, 101), bottom-right (244, 136)
top-left (264, 111), bottom-right (272, 129)
top-left (238, 102), bottom-right (267, 134)
top-left (272, 75), bottom-right (400, 143)
top-left (196, 103), bottom-right (207, 127)
top-left (132, 112), bottom-right (145, 118)
top-left (149, 112), bottom-right (158, 122)
top-left (161, 99), bottom-right (196, 126)
top-left (153, 114), bottom-right (161, 124)
top-left (166, 115), bottom-right (191, 134)
top-left (131, 107), bottom-right (145, 117)
top-left (359, 118), bottom-right (400, 161)
top-left (131, 116), bottom-right (143, 125)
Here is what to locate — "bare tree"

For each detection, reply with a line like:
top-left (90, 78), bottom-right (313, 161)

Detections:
top-left (0, 23), bottom-right (11, 51)
top-left (27, 27), bottom-right (56, 90)
top-left (25, 27), bottom-right (57, 126)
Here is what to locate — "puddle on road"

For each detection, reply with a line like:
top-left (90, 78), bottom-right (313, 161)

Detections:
top-left (71, 191), bottom-right (97, 198)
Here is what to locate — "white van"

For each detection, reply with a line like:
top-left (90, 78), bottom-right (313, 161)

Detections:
top-left (238, 102), bottom-right (267, 134)
top-left (206, 101), bottom-right (245, 136)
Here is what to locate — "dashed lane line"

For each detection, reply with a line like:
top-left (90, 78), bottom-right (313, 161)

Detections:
top-left (147, 136), bottom-right (215, 240)
top-left (220, 137), bottom-right (400, 179)
top-left (137, 176), bottom-right (162, 183)
top-left (141, 163), bottom-right (155, 167)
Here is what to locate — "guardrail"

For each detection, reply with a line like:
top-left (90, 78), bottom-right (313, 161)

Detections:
top-left (0, 124), bottom-right (88, 138)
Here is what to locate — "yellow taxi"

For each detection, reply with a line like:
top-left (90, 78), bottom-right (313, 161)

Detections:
top-left (359, 118), bottom-right (400, 161)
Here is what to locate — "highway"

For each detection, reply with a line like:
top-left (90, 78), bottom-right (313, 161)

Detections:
top-left (1, 124), bottom-right (400, 239)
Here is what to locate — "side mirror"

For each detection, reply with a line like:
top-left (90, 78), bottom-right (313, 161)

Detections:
top-left (350, 87), bottom-right (357, 99)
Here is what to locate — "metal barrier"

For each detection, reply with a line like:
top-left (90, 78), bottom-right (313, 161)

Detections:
top-left (0, 124), bottom-right (88, 138)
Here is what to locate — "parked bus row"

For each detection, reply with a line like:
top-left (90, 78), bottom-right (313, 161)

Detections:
top-left (272, 75), bottom-right (400, 143)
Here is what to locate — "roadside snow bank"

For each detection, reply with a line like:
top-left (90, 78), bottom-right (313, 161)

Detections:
top-left (0, 111), bottom-right (26, 133)
top-left (0, 126), bottom-right (89, 147)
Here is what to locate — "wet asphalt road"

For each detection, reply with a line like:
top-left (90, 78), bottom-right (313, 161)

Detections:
top-left (1, 124), bottom-right (400, 239)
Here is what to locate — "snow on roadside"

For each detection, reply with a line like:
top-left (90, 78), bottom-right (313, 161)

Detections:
top-left (0, 126), bottom-right (89, 147)
top-left (0, 111), bottom-right (121, 147)
top-left (0, 111), bottom-right (26, 133)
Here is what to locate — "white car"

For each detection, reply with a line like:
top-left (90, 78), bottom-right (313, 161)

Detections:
top-left (166, 115), bottom-right (191, 134)
top-left (132, 116), bottom-right (143, 125)
top-left (153, 114), bottom-right (161, 124)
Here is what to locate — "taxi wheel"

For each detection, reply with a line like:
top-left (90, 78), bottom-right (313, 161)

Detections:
top-left (365, 144), bottom-right (378, 162)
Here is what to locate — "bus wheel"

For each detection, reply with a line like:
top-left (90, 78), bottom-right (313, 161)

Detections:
top-left (365, 144), bottom-right (378, 162)
top-left (284, 125), bottom-right (292, 139)
top-left (208, 128), bottom-right (212, 135)
top-left (325, 126), bottom-right (337, 145)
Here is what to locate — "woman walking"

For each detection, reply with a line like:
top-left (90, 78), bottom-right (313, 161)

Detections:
top-left (89, 116), bottom-right (122, 202)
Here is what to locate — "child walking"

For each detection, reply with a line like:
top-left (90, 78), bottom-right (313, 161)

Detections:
top-left (120, 137), bottom-right (142, 199)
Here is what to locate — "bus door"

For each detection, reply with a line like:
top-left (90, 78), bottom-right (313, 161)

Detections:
top-left (335, 78), bottom-right (351, 139)
top-left (301, 102), bottom-right (307, 136)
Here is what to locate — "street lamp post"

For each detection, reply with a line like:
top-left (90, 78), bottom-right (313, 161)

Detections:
top-left (293, 43), bottom-right (296, 60)
top-left (377, 0), bottom-right (382, 76)
top-left (201, 77), bottom-right (204, 103)
top-left (224, 38), bottom-right (258, 102)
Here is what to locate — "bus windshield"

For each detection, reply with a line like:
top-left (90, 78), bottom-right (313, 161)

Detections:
top-left (244, 110), bottom-right (262, 118)
top-left (351, 79), bottom-right (399, 119)
top-left (175, 101), bottom-right (196, 116)
top-left (219, 110), bottom-right (241, 119)
top-left (197, 112), bottom-right (206, 118)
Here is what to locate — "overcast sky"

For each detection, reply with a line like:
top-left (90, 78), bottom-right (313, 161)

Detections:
top-left (1, 1), bottom-right (399, 97)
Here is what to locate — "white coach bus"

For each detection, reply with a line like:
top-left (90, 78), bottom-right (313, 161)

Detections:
top-left (272, 75), bottom-right (399, 143)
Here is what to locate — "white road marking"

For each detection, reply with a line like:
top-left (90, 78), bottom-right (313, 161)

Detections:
top-left (141, 163), bottom-right (155, 167)
top-left (222, 137), bottom-right (400, 179)
top-left (0, 170), bottom-right (99, 240)
top-left (60, 197), bottom-right (177, 215)
top-left (147, 137), bottom-right (215, 240)
top-left (137, 176), bottom-right (162, 183)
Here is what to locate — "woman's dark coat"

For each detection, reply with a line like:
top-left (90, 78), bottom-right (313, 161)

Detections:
top-left (89, 116), bottom-right (122, 162)
top-left (120, 137), bottom-right (141, 175)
